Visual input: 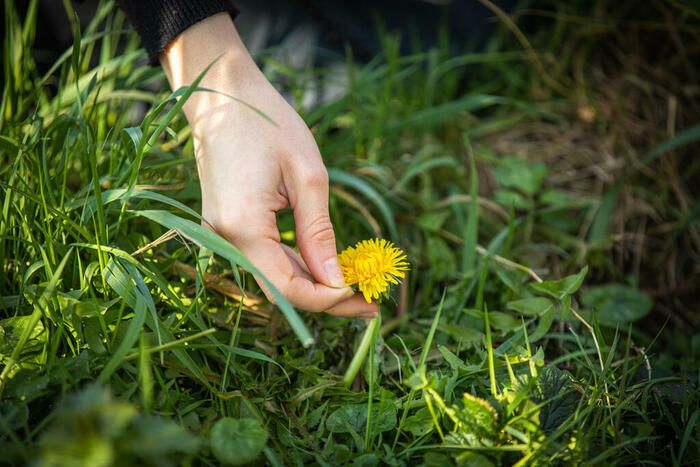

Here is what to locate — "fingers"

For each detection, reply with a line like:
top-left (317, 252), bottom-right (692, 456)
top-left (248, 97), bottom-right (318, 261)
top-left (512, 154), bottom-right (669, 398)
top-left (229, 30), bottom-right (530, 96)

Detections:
top-left (280, 243), bottom-right (311, 275)
top-left (325, 295), bottom-right (379, 319)
top-left (219, 208), bottom-right (372, 317)
top-left (289, 166), bottom-right (346, 289)
top-left (281, 244), bottom-right (377, 319)
top-left (243, 237), bottom-right (354, 312)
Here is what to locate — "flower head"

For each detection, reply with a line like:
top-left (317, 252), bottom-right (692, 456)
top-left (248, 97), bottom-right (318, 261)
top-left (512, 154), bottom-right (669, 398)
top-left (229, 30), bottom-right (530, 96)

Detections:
top-left (338, 238), bottom-right (409, 303)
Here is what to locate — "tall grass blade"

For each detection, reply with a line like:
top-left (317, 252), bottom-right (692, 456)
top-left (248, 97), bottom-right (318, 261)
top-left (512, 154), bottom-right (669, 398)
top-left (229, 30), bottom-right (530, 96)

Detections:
top-left (135, 209), bottom-right (313, 346)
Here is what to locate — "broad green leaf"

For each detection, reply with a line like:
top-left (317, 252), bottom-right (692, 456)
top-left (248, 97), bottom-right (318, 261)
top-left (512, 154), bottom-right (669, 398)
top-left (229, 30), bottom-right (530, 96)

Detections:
top-left (455, 452), bottom-right (496, 467)
top-left (507, 297), bottom-right (554, 316)
top-left (352, 453), bottom-right (379, 467)
top-left (529, 307), bottom-right (555, 343)
top-left (0, 315), bottom-right (46, 356)
top-left (439, 323), bottom-right (482, 347)
top-left (402, 407), bottom-right (433, 436)
top-left (325, 402), bottom-right (397, 434)
top-left (424, 452), bottom-right (454, 466)
top-left (494, 189), bottom-right (532, 210)
top-left (489, 311), bottom-right (521, 333)
top-left (531, 266), bottom-right (588, 300)
top-left (582, 284), bottom-right (653, 326)
top-left (493, 156), bottom-right (547, 196)
top-left (323, 440), bottom-right (352, 463)
top-left (210, 418), bottom-right (268, 466)
top-left (37, 386), bottom-right (196, 466)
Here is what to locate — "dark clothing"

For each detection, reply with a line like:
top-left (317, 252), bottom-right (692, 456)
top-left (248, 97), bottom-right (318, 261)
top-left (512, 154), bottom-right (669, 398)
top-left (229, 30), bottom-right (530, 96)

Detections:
top-left (116, 0), bottom-right (238, 63)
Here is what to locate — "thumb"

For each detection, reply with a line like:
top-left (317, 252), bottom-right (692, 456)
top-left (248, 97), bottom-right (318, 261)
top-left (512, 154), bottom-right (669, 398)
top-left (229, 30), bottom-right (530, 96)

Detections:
top-left (292, 169), bottom-right (345, 288)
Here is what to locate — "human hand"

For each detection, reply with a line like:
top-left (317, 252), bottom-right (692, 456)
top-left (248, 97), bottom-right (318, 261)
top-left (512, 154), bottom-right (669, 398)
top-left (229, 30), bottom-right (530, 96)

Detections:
top-left (161, 13), bottom-right (377, 318)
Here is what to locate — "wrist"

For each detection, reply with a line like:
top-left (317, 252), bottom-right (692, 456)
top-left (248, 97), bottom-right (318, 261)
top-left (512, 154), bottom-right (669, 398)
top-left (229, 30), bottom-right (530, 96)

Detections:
top-left (159, 13), bottom-right (259, 125)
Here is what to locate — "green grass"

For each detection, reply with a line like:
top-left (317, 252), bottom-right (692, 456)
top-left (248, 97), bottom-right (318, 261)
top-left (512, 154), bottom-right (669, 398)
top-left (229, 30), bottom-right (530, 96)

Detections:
top-left (2, 0), bottom-right (700, 465)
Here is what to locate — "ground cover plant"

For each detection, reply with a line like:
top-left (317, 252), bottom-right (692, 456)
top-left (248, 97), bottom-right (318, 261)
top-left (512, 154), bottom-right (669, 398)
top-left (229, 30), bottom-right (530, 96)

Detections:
top-left (1, 0), bottom-right (699, 465)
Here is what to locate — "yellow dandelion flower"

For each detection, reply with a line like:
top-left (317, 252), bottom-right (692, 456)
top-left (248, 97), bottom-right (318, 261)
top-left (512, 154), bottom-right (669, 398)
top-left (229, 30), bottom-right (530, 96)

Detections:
top-left (338, 238), bottom-right (409, 303)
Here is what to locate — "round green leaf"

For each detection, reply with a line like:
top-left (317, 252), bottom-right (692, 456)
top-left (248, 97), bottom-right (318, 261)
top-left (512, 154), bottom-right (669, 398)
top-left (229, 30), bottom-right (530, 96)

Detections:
top-left (210, 417), bottom-right (268, 466)
top-left (582, 284), bottom-right (653, 326)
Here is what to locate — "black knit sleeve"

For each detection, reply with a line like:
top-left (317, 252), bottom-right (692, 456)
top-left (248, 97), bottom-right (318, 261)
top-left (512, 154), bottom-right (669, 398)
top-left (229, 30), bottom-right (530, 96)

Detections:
top-left (117, 0), bottom-right (239, 64)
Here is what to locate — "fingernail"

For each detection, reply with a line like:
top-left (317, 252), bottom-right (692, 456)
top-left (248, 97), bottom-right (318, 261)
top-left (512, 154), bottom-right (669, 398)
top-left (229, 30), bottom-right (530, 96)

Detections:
top-left (323, 257), bottom-right (345, 288)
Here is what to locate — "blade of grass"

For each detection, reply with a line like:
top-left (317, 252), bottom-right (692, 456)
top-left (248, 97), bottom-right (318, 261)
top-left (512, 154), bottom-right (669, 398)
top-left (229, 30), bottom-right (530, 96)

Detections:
top-left (393, 290), bottom-right (446, 448)
top-left (462, 135), bottom-right (478, 272)
top-left (135, 209), bottom-right (313, 346)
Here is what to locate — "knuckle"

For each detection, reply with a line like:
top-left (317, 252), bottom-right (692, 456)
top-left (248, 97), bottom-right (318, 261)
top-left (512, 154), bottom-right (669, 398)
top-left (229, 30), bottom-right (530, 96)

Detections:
top-left (298, 166), bottom-right (328, 188)
top-left (303, 214), bottom-right (336, 245)
top-left (256, 279), bottom-right (276, 303)
top-left (211, 211), bottom-right (251, 243)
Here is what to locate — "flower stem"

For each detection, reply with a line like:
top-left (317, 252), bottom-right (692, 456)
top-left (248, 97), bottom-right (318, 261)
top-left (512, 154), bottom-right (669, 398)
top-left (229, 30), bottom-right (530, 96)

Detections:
top-left (364, 312), bottom-right (381, 450)
top-left (342, 314), bottom-right (380, 388)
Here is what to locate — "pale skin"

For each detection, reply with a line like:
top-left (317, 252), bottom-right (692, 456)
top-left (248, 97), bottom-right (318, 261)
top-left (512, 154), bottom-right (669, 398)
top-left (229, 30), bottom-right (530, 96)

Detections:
top-left (161, 13), bottom-right (378, 318)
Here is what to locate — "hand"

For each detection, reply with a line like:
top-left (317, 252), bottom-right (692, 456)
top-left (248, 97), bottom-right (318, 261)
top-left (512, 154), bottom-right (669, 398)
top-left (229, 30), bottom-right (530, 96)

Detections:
top-left (160, 13), bottom-right (377, 318)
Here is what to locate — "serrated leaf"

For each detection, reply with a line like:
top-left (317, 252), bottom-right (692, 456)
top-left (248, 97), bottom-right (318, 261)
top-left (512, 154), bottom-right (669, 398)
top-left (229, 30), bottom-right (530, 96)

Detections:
top-left (535, 366), bottom-right (580, 434)
top-left (325, 402), bottom-right (396, 434)
top-left (455, 393), bottom-right (498, 440)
